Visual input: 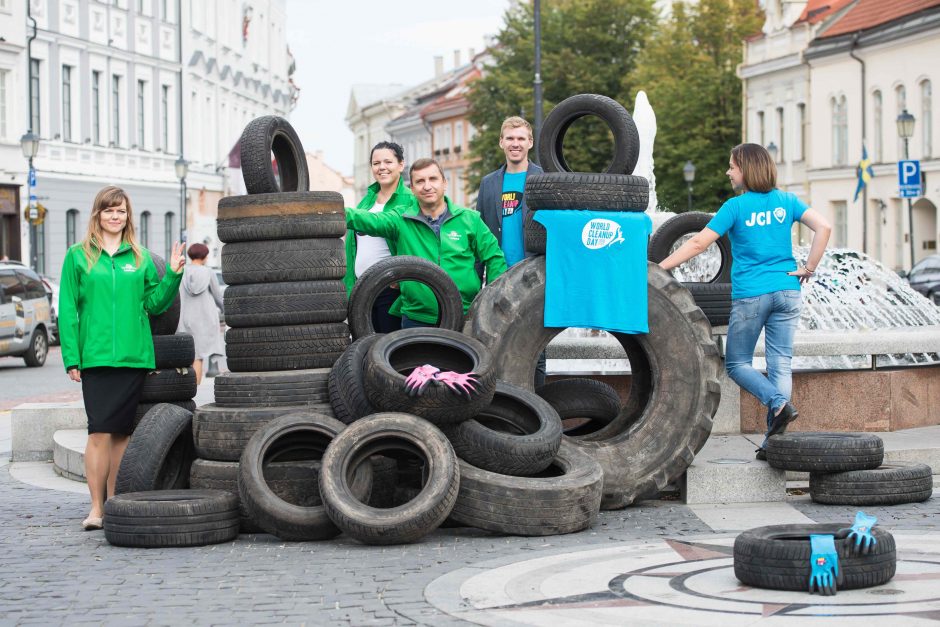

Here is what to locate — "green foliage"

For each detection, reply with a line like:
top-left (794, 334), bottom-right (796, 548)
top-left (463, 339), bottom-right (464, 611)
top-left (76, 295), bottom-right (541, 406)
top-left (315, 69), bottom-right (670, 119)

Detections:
top-left (466, 0), bottom-right (656, 189)
top-left (630, 0), bottom-right (763, 212)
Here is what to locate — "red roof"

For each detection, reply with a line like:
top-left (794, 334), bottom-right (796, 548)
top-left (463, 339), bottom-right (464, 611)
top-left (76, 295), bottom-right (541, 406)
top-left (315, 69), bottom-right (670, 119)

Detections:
top-left (819, 0), bottom-right (940, 37)
top-left (796, 0), bottom-right (856, 25)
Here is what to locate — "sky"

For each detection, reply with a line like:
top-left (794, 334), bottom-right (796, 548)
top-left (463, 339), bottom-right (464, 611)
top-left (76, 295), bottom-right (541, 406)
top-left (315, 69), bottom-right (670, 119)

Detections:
top-left (284, 0), bottom-right (512, 176)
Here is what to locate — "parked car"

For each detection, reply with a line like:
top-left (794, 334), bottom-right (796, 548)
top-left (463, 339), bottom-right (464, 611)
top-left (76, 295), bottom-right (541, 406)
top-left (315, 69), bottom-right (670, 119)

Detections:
top-left (40, 274), bottom-right (60, 344)
top-left (0, 261), bottom-right (53, 366)
top-left (902, 254), bottom-right (940, 305)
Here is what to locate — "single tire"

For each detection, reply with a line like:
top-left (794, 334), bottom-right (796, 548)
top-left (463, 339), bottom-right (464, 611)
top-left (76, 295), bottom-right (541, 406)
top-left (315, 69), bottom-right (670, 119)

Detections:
top-left (115, 404), bottom-right (196, 494)
top-left (239, 115), bottom-right (309, 194)
top-left (134, 400), bottom-right (196, 428)
top-left (217, 192), bottom-right (345, 243)
top-left (193, 403), bottom-right (333, 461)
top-left (190, 458), bottom-right (324, 533)
top-left (328, 336), bottom-right (382, 424)
top-left (524, 173), bottom-right (649, 211)
top-left (104, 489), bottom-right (239, 548)
top-left (224, 280), bottom-right (347, 327)
top-left (537, 93), bottom-right (640, 175)
top-left (465, 257), bottom-right (721, 509)
top-left (22, 327), bottom-right (48, 367)
top-left (648, 212), bottom-right (733, 283)
top-left (139, 368), bottom-right (197, 403)
top-left (536, 378), bottom-right (621, 437)
top-left (524, 210), bottom-right (546, 255)
top-left (221, 238), bottom-right (345, 285)
top-left (149, 253), bottom-right (181, 335)
top-left (319, 413), bottom-right (459, 545)
top-left (766, 432), bottom-right (884, 473)
top-left (685, 282), bottom-right (732, 327)
top-left (810, 462), bottom-right (933, 505)
top-left (225, 322), bottom-right (350, 372)
top-left (238, 412), bottom-right (371, 541)
top-left (364, 328), bottom-right (497, 427)
top-left (153, 334), bottom-right (195, 368)
top-left (214, 369), bottom-right (330, 407)
top-left (733, 523), bottom-right (896, 591)
top-left (445, 381), bottom-right (563, 476)
top-left (348, 256), bottom-right (464, 340)
top-left (449, 440), bottom-right (603, 536)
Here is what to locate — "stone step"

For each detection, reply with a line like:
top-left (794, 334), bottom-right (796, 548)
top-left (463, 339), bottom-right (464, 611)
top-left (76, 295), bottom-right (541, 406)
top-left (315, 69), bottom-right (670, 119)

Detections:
top-left (683, 426), bottom-right (940, 504)
top-left (53, 429), bottom-right (87, 482)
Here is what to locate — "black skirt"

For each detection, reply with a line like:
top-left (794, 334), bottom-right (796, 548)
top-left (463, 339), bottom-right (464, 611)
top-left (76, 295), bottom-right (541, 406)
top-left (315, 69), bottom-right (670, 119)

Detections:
top-left (81, 367), bottom-right (147, 435)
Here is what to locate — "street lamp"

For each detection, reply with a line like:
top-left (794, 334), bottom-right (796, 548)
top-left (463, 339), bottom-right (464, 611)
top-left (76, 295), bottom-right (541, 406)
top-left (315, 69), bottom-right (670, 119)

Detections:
top-left (682, 160), bottom-right (695, 212)
top-left (896, 109), bottom-right (916, 268)
top-left (174, 156), bottom-right (189, 243)
top-left (767, 141), bottom-right (779, 163)
top-left (20, 131), bottom-right (40, 270)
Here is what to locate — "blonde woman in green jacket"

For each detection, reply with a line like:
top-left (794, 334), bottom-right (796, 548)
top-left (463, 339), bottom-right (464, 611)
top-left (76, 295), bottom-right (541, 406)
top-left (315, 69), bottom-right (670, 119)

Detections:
top-left (343, 141), bottom-right (414, 333)
top-left (59, 185), bottom-right (185, 531)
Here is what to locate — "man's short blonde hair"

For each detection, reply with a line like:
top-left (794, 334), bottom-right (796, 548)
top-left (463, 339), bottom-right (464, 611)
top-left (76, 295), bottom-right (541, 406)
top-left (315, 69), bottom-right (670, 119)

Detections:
top-left (500, 116), bottom-right (533, 139)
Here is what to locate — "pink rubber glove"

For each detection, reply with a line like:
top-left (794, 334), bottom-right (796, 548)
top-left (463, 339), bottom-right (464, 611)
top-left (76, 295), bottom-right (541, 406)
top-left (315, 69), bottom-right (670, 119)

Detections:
top-left (434, 371), bottom-right (479, 399)
top-left (404, 364), bottom-right (441, 397)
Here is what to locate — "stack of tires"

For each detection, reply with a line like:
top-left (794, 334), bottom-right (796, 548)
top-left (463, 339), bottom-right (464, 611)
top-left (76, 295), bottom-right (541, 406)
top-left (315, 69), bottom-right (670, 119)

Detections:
top-left (469, 93), bottom-right (722, 509)
top-left (647, 212), bottom-right (733, 326)
top-left (765, 432), bottom-right (933, 506)
top-left (136, 252), bottom-right (197, 424)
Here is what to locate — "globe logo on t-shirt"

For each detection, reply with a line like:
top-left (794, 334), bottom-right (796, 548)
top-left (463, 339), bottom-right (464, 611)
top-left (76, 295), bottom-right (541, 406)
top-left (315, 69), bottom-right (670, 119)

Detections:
top-left (581, 219), bottom-right (625, 250)
top-left (774, 207), bottom-right (786, 223)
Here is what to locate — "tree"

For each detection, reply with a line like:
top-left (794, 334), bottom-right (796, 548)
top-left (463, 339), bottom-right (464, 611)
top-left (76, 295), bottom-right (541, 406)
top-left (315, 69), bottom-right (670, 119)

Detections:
top-left (630, 0), bottom-right (763, 212)
top-left (466, 0), bottom-right (656, 190)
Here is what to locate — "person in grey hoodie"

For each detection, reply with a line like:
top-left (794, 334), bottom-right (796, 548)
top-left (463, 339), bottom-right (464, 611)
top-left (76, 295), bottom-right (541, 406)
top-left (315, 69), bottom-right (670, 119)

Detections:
top-left (176, 242), bottom-right (224, 384)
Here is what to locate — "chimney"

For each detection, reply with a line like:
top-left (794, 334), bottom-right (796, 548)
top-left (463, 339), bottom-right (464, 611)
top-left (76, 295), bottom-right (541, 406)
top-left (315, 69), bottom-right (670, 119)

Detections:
top-left (454, 49), bottom-right (461, 68)
top-left (434, 55), bottom-right (444, 77)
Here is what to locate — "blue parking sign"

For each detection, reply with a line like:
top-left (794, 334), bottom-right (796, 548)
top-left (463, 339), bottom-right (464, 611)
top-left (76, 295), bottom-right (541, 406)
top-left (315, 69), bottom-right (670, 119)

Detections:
top-left (898, 160), bottom-right (921, 198)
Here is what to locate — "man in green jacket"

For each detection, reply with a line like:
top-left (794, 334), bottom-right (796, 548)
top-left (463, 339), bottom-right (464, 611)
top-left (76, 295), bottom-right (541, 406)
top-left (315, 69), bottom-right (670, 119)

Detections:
top-left (345, 158), bottom-right (507, 327)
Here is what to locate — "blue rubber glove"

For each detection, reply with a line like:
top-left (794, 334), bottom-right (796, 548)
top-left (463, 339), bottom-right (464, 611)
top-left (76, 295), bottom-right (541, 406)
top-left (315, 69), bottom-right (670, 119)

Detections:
top-left (842, 511), bottom-right (878, 555)
top-left (809, 534), bottom-right (840, 596)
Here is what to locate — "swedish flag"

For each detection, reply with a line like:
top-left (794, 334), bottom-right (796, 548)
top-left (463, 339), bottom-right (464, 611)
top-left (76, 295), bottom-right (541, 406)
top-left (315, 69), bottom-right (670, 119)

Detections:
top-left (854, 145), bottom-right (874, 202)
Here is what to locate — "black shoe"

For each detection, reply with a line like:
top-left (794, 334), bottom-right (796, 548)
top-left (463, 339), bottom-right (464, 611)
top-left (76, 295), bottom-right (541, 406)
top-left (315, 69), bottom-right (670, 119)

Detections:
top-left (767, 402), bottom-right (799, 438)
top-left (755, 448), bottom-right (767, 461)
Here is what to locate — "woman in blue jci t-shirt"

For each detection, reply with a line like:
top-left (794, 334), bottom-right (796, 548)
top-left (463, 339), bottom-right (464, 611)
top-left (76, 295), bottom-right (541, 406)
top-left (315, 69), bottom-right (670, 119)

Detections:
top-left (659, 143), bottom-right (832, 460)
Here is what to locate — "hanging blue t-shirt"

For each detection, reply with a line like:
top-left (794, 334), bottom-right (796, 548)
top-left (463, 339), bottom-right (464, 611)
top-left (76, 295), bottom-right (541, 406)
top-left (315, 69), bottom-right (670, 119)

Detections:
top-left (707, 189), bottom-right (808, 299)
top-left (500, 171), bottom-right (528, 266)
top-left (535, 210), bottom-right (652, 334)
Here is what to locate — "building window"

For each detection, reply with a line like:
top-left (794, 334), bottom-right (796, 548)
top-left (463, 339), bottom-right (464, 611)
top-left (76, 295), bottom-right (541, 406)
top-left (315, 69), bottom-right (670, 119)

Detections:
top-left (30, 58), bottom-right (40, 134)
top-left (161, 85), bottom-right (169, 151)
top-left (757, 110), bottom-right (765, 146)
top-left (455, 121), bottom-right (464, 153)
top-left (833, 201), bottom-right (847, 247)
top-left (92, 71), bottom-right (101, 144)
top-left (0, 70), bottom-right (7, 139)
top-left (922, 80), bottom-right (932, 159)
top-left (896, 84), bottom-right (907, 159)
top-left (66, 209), bottom-right (79, 247)
top-left (796, 103), bottom-right (806, 162)
top-left (61, 65), bottom-right (72, 142)
top-left (112, 74), bottom-right (121, 146)
top-left (140, 211), bottom-right (151, 246)
top-left (832, 96), bottom-right (848, 166)
top-left (776, 106), bottom-right (784, 162)
top-left (873, 90), bottom-right (883, 162)
top-left (164, 213), bottom-right (174, 258)
top-left (137, 79), bottom-right (146, 148)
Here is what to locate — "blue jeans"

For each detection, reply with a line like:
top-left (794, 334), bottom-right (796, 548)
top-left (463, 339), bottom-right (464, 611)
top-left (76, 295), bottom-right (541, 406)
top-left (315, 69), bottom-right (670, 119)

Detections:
top-left (401, 315), bottom-right (433, 329)
top-left (725, 290), bottom-right (802, 444)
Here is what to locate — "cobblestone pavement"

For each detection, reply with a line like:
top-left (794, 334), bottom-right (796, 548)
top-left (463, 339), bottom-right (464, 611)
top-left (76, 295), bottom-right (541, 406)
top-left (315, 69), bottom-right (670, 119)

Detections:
top-left (2, 450), bottom-right (938, 625)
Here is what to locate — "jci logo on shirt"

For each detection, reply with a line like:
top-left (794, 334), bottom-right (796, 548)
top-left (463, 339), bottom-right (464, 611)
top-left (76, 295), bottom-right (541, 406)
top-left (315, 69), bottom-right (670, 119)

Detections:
top-left (122, 263), bottom-right (136, 272)
top-left (446, 230), bottom-right (461, 242)
top-left (581, 219), bottom-right (625, 250)
top-left (745, 207), bottom-right (787, 227)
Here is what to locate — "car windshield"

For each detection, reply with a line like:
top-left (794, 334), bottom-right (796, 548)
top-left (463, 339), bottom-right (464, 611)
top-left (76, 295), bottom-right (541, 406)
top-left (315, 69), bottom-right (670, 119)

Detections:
top-left (911, 256), bottom-right (940, 275)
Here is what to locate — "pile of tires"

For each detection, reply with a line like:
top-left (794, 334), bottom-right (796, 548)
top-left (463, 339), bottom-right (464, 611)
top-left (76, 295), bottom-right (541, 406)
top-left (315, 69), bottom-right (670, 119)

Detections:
top-left (136, 254), bottom-right (198, 424)
top-left (647, 212), bottom-right (733, 326)
top-left (766, 432), bottom-right (933, 506)
top-left (470, 93), bottom-right (722, 510)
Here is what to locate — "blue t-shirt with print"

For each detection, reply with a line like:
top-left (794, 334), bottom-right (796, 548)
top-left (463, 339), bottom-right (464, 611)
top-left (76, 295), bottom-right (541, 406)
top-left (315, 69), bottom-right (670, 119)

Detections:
top-left (500, 171), bottom-right (527, 266)
top-left (707, 189), bottom-right (808, 299)
top-left (535, 210), bottom-right (651, 334)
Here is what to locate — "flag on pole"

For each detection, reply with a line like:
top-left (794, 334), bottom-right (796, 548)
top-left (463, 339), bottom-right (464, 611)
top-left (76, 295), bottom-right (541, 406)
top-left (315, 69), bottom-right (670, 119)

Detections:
top-left (853, 145), bottom-right (874, 202)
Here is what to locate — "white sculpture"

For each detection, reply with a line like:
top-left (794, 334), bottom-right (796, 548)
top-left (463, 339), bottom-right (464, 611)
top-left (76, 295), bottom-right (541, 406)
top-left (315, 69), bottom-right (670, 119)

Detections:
top-left (631, 90), bottom-right (658, 213)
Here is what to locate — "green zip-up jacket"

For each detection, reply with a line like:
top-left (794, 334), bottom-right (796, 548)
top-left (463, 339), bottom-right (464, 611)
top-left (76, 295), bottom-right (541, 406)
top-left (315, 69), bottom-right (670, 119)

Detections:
top-left (345, 197), bottom-right (507, 324)
top-left (58, 243), bottom-right (183, 372)
top-left (342, 177), bottom-right (414, 294)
